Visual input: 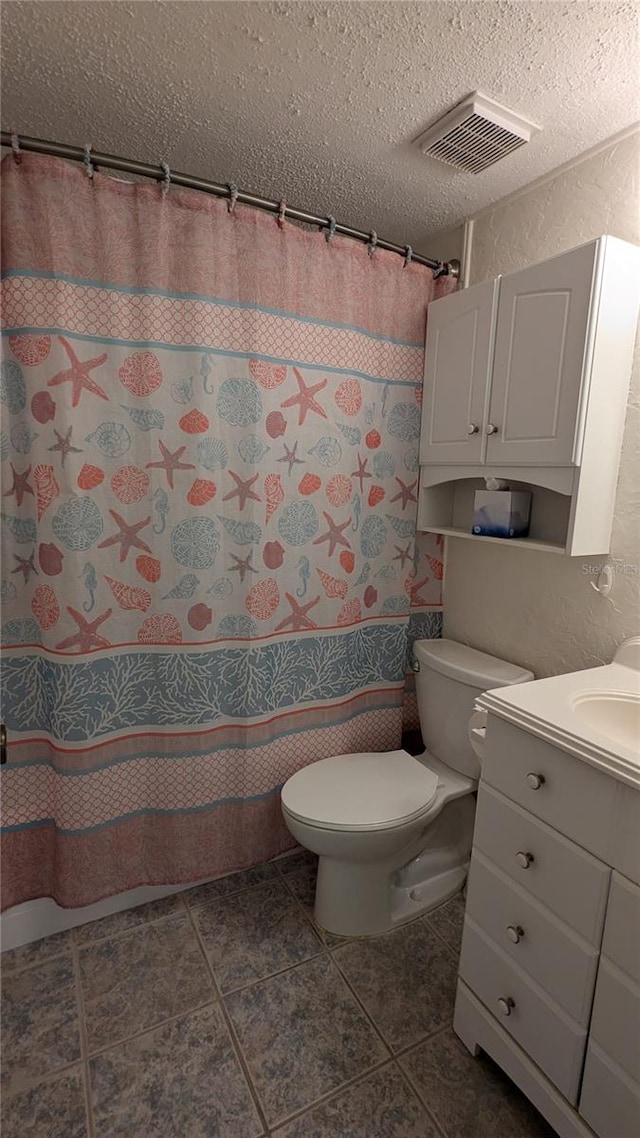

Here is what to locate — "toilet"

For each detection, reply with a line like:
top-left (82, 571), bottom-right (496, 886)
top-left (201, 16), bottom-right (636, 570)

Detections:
top-left (281, 638), bottom-right (533, 937)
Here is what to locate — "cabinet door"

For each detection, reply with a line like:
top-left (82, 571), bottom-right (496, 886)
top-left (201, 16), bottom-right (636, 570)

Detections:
top-left (486, 240), bottom-right (599, 466)
top-left (420, 278), bottom-right (498, 464)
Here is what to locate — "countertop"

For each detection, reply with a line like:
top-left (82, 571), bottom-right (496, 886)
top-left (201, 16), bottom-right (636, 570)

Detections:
top-left (476, 639), bottom-right (640, 789)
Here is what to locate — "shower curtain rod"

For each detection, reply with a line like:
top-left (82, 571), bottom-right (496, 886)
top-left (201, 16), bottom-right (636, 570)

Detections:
top-left (1, 131), bottom-right (460, 279)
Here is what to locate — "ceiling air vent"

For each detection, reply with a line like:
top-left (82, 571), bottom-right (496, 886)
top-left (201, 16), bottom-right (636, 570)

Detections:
top-left (414, 92), bottom-right (540, 174)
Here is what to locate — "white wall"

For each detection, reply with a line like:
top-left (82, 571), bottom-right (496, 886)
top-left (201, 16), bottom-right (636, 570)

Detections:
top-left (416, 223), bottom-right (464, 269)
top-left (442, 130), bottom-right (640, 677)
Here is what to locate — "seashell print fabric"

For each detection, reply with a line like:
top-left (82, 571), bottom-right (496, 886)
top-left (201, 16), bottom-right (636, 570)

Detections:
top-left (0, 154), bottom-right (454, 908)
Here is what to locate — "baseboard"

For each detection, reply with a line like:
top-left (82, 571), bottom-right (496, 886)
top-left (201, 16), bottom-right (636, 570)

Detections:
top-left (0, 880), bottom-right (200, 952)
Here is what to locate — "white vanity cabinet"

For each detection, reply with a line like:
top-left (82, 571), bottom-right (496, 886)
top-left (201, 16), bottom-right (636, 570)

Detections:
top-left (454, 715), bottom-right (640, 1138)
top-left (418, 235), bottom-right (640, 554)
top-left (579, 874), bottom-right (640, 1138)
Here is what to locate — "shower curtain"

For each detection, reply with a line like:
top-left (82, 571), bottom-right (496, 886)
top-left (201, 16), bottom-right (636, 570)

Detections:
top-left (0, 153), bottom-right (454, 909)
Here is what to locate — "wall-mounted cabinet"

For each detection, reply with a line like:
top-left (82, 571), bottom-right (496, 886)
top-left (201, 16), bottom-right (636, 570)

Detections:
top-left (418, 236), bottom-right (640, 556)
top-left (419, 467), bottom-right (573, 554)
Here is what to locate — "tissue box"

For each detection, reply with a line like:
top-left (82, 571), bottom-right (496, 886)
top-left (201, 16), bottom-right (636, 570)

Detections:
top-left (472, 490), bottom-right (531, 538)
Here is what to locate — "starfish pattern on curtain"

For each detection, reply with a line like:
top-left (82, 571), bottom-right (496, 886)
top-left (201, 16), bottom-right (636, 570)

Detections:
top-left (0, 153), bottom-right (454, 908)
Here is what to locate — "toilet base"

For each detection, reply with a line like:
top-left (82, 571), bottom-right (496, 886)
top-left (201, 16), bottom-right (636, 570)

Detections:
top-left (315, 854), bottom-right (469, 938)
top-left (389, 862), bottom-right (468, 928)
top-left (314, 794), bottom-right (475, 937)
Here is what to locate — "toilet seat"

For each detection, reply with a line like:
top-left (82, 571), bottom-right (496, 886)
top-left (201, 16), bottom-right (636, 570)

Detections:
top-left (281, 749), bottom-right (439, 832)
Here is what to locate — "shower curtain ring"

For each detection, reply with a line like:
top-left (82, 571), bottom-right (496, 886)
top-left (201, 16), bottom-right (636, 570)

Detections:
top-left (404, 245), bottom-right (413, 267)
top-left (277, 198), bottom-right (286, 228)
top-left (325, 215), bottom-right (337, 243)
top-left (83, 144), bottom-right (95, 180)
top-left (432, 261), bottom-right (447, 279)
top-left (10, 131), bottom-right (21, 164)
top-left (227, 182), bottom-right (238, 213)
top-left (160, 161), bottom-right (171, 196)
top-left (368, 230), bottom-right (378, 257)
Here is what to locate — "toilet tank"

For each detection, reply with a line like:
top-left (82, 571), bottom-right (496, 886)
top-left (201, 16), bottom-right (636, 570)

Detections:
top-left (413, 639), bottom-right (533, 780)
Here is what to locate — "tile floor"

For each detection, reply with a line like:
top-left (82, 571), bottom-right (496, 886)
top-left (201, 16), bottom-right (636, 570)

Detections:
top-left (1, 850), bottom-right (557, 1137)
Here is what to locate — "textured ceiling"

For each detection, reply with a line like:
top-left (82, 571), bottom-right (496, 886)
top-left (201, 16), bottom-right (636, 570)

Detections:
top-left (2, 1), bottom-right (638, 252)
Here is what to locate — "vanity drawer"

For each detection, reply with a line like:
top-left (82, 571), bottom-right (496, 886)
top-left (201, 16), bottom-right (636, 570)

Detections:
top-left (589, 957), bottom-right (640, 1083)
top-left (601, 873), bottom-right (640, 983)
top-left (465, 849), bottom-right (599, 1024)
top-left (459, 916), bottom-right (587, 1104)
top-left (580, 1042), bottom-right (640, 1138)
top-left (482, 715), bottom-right (618, 852)
top-left (474, 784), bottom-right (610, 944)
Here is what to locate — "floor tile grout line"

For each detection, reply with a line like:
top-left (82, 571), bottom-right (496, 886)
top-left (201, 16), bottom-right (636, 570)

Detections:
top-left (189, 873), bottom-right (330, 997)
top-left (192, 913), bottom-right (391, 1134)
top-left (275, 869), bottom-right (333, 944)
top-left (1, 1056), bottom-right (88, 1104)
top-left (274, 854), bottom-right (317, 880)
top-left (2, 862), bottom-right (465, 1135)
top-left (422, 911), bottom-right (463, 961)
top-left (279, 867), bottom-right (352, 950)
top-left (0, 903), bottom-right (458, 977)
top-left (69, 931), bottom-right (95, 1138)
top-left (83, 994), bottom-right (221, 1061)
top-left (398, 1041), bottom-right (454, 1138)
top-left (329, 938), bottom-right (461, 1063)
top-left (391, 1021), bottom-right (455, 1063)
top-left (268, 1056), bottom-right (394, 1133)
top-left (392, 1058), bottom-right (450, 1138)
top-left (276, 865), bottom-right (456, 1065)
top-left (1, 914), bottom-right (179, 975)
top-left (0, 859), bottom-right (298, 973)
top-left (185, 904), bottom-right (272, 1138)
top-left (77, 910), bottom-right (328, 1061)
top-left (184, 873), bottom-right (284, 912)
top-left (327, 949), bottom-right (396, 1058)
top-left (185, 873), bottom-right (304, 919)
top-left (1, 946), bottom-right (72, 978)
top-left (219, 942), bottom-right (331, 998)
top-left (73, 897), bottom-right (188, 952)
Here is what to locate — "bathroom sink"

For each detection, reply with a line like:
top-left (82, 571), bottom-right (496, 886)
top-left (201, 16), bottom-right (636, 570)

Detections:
top-left (477, 638), bottom-right (640, 786)
top-left (571, 691), bottom-right (640, 751)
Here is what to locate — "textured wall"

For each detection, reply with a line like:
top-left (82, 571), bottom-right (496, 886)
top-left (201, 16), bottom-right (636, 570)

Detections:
top-left (443, 131), bottom-right (640, 677)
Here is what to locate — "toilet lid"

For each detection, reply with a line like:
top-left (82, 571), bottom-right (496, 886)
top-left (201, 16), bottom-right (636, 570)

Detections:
top-left (281, 750), bottom-right (439, 832)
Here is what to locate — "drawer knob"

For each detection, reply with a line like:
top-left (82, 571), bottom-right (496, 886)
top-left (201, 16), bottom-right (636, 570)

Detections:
top-left (506, 924), bottom-right (524, 944)
top-left (497, 997), bottom-right (515, 1017)
top-left (526, 772), bottom-right (545, 790)
top-left (516, 851), bottom-right (534, 869)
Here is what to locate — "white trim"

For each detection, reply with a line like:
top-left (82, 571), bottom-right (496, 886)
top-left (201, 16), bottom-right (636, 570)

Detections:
top-left (467, 124), bottom-right (640, 222)
top-left (0, 881), bottom-right (198, 951)
top-left (461, 218), bottom-right (475, 289)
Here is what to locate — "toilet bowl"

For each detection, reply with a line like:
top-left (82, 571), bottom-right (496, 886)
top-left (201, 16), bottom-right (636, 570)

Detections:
top-left (281, 638), bottom-right (533, 937)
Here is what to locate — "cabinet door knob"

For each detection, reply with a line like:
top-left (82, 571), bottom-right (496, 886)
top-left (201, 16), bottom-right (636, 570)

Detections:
top-left (467, 423), bottom-right (479, 435)
top-left (506, 925), bottom-right (524, 944)
top-left (497, 997), bottom-right (515, 1016)
top-left (526, 773), bottom-right (545, 790)
top-left (485, 423), bottom-right (499, 435)
top-left (516, 851), bottom-right (534, 869)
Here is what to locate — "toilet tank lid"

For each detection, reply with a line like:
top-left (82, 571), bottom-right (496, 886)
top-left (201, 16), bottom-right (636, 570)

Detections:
top-left (413, 638), bottom-right (533, 689)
